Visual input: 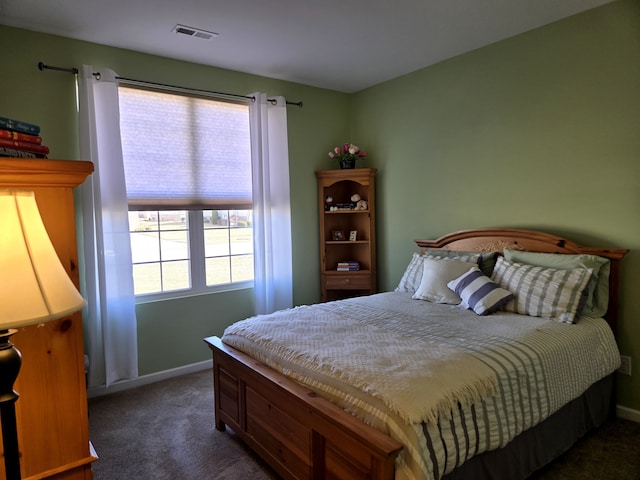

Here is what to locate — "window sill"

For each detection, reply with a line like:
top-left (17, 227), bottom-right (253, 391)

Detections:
top-left (134, 281), bottom-right (253, 304)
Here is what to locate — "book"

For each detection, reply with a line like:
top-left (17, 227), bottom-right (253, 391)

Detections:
top-left (0, 138), bottom-right (49, 155)
top-left (0, 128), bottom-right (43, 145)
top-left (0, 116), bottom-right (40, 136)
top-left (337, 261), bottom-right (360, 271)
top-left (0, 146), bottom-right (47, 159)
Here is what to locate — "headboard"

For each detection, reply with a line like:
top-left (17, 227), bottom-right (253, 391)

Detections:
top-left (415, 228), bottom-right (628, 334)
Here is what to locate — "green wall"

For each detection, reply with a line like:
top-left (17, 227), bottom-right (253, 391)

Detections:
top-left (1, 0), bottom-right (639, 413)
top-left (352, 0), bottom-right (640, 411)
top-left (0, 25), bottom-right (347, 375)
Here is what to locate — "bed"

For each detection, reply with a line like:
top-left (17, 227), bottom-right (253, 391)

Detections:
top-left (203, 228), bottom-right (628, 480)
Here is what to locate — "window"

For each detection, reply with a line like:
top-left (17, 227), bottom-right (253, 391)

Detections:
top-left (119, 84), bottom-right (253, 297)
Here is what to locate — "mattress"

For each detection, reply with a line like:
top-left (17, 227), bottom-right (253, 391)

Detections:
top-left (222, 292), bottom-right (620, 480)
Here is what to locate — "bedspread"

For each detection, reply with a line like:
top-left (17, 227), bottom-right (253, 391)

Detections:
top-left (222, 292), bottom-right (620, 480)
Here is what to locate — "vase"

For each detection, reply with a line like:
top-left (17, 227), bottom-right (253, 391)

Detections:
top-left (339, 158), bottom-right (356, 169)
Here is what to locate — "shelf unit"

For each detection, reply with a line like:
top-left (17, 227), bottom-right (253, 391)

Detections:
top-left (316, 168), bottom-right (377, 302)
top-left (0, 158), bottom-right (96, 480)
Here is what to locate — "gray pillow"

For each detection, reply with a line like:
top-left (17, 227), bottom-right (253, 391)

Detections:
top-left (504, 249), bottom-right (609, 318)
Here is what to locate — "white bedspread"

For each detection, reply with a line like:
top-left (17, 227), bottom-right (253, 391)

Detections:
top-left (222, 292), bottom-right (620, 480)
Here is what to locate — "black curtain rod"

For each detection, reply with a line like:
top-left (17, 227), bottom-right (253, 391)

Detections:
top-left (38, 61), bottom-right (303, 108)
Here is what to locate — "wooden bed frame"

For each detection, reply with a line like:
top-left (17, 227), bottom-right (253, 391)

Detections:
top-left (204, 228), bottom-right (628, 480)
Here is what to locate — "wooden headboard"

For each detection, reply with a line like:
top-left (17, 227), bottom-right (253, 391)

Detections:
top-left (415, 228), bottom-right (628, 334)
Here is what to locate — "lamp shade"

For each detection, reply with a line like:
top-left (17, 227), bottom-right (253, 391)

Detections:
top-left (0, 190), bottom-right (86, 329)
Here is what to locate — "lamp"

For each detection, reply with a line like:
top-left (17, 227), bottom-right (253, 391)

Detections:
top-left (0, 190), bottom-right (86, 480)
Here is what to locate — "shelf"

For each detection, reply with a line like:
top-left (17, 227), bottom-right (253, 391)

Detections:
top-left (325, 270), bottom-right (370, 274)
top-left (325, 209), bottom-right (370, 214)
top-left (316, 168), bottom-right (376, 302)
top-left (326, 240), bottom-right (369, 245)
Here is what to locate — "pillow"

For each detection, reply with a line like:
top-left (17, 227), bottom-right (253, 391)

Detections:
top-left (424, 250), bottom-right (481, 263)
top-left (503, 249), bottom-right (610, 318)
top-left (395, 252), bottom-right (423, 293)
top-left (490, 256), bottom-right (593, 324)
top-left (427, 250), bottom-right (496, 277)
top-left (395, 252), bottom-right (480, 294)
top-left (447, 266), bottom-right (514, 315)
top-left (412, 258), bottom-right (478, 304)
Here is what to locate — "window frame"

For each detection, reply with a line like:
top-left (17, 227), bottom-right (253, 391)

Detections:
top-left (132, 209), bottom-right (254, 303)
top-left (117, 82), bottom-right (255, 302)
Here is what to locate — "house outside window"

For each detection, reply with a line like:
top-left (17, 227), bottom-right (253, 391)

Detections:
top-left (118, 84), bottom-right (253, 298)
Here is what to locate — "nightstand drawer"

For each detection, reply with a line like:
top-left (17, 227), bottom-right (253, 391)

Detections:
top-left (324, 274), bottom-right (371, 290)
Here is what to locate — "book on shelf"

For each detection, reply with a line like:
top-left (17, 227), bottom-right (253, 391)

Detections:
top-left (0, 138), bottom-right (50, 155)
top-left (335, 203), bottom-right (354, 210)
top-left (337, 261), bottom-right (360, 271)
top-left (0, 147), bottom-right (47, 159)
top-left (0, 128), bottom-right (43, 144)
top-left (0, 116), bottom-right (40, 136)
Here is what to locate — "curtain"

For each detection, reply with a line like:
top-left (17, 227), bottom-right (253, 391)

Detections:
top-left (77, 65), bottom-right (138, 388)
top-left (249, 93), bottom-right (293, 314)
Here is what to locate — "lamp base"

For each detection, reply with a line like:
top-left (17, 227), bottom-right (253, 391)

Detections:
top-left (0, 329), bottom-right (22, 480)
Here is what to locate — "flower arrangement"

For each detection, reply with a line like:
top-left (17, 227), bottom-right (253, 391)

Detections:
top-left (328, 143), bottom-right (366, 166)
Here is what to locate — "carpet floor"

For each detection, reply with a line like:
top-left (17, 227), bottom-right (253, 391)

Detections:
top-left (88, 369), bottom-right (640, 479)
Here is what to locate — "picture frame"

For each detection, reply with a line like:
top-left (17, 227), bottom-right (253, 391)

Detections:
top-left (349, 230), bottom-right (358, 241)
top-left (332, 230), bottom-right (344, 241)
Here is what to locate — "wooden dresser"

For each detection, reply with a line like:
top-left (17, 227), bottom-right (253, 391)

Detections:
top-left (0, 159), bottom-right (96, 480)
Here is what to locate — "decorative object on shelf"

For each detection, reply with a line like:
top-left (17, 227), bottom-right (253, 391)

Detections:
top-left (349, 230), bottom-right (358, 241)
top-left (328, 143), bottom-right (366, 169)
top-left (332, 230), bottom-right (345, 241)
top-left (351, 193), bottom-right (368, 210)
top-left (324, 195), bottom-right (334, 211)
top-left (0, 190), bottom-right (86, 480)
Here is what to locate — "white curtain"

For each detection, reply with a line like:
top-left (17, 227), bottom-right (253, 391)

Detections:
top-left (249, 93), bottom-right (293, 314)
top-left (77, 65), bottom-right (138, 388)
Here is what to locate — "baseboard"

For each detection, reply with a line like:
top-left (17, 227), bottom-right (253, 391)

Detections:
top-left (87, 359), bottom-right (212, 399)
top-left (616, 405), bottom-right (640, 423)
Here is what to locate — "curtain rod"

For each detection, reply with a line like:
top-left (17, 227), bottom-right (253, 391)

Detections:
top-left (38, 61), bottom-right (304, 108)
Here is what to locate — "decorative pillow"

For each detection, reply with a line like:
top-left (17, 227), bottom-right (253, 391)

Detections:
top-left (412, 258), bottom-right (478, 304)
top-left (503, 249), bottom-right (610, 318)
top-left (490, 256), bottom-right (593, 324)
top-left (447, 266), bottom-right (514, 315)
top-left (427, 250), bottom-right (496, 277)
top-left (395, 252), bottom-right (480, 294)
top-left (424, 250), bottom-right (481, 263)
top-left (395, 253), bottom-right (423, 293)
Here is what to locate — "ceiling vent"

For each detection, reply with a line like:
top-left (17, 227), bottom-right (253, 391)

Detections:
top-left (172, 24), bottom-right (218, 40)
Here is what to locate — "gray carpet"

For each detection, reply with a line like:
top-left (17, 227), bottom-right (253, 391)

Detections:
top-left (88, 369), bottom-right (278, 480)
top-left (88, 369), bottom-right (640, 479)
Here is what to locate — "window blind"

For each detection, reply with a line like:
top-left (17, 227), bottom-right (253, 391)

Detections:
top-left (118, 85), bottom-right (252, 210)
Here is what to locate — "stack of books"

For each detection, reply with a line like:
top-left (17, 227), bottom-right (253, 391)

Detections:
top-left (337, 261), bottom-right (360, 271)
top-left (0, 115), bottom-right (50, 158)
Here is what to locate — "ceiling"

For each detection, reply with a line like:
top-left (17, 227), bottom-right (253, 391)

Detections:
top-left (0, 0), bottom-right (614, 93)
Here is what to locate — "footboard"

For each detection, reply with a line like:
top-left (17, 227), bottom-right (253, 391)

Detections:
top-left (204, 336), bottom-right (403, 480)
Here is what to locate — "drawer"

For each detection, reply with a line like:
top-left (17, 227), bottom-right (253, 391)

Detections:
top-left (324, 274), bottom-right (371, 290)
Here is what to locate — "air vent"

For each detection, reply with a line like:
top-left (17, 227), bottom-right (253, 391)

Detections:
top-left (172, 24), bottom-right (218, 40)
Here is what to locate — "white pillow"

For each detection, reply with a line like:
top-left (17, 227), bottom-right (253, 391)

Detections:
top-left (412, 258), bottom-right (477, 304)
top-left (396, 252), bottom-right (480, 294)
top-left (448, 266), bottom-right (514, 315)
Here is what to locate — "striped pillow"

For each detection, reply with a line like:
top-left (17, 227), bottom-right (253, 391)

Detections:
top-left (448, 266), bottom-right (514, 315)
top-left (395, 253), bottom-right (423, 293)
top-left (490, 257), bottom-right (593, 324)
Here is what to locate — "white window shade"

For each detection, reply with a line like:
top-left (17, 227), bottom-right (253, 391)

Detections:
top-left (119, 86), bottom-right (252, 209)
